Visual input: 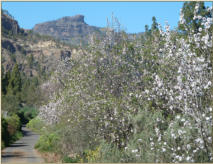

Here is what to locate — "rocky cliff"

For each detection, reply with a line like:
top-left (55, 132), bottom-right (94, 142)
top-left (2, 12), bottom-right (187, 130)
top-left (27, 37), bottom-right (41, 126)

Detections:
top-left (2, 11), bottom-right (22, 35)
top-left (33, 15), bottom-right (103, 45)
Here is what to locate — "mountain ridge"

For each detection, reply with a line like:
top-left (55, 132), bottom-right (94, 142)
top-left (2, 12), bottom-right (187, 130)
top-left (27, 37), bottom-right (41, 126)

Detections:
top-left (33, 14), bottom-right (104, 45)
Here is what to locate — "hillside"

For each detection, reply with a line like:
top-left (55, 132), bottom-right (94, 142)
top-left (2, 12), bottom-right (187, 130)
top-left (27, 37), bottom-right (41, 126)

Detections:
top-left (1, 12), bottom-right (79, 77)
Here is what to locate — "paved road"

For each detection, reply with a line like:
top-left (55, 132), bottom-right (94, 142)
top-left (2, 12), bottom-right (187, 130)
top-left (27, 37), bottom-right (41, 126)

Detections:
top-left (1, 125), bottom-right (44, 163)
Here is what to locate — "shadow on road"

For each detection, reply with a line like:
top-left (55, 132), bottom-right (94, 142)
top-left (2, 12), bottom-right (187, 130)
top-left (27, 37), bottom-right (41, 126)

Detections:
top-left (9, 144), bottom-right (28, 147)
top-left (1, 125), bottom-right (44, 163)
top-left (22, 125), bottom-right (37, 137)
top-left (22, 128), bottom-right (30, 136)
top-left (2, 152), bottom-right (24, 158)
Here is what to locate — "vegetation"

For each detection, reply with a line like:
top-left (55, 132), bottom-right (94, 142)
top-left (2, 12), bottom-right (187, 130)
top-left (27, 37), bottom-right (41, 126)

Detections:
top-left (1, 59), bottom-right (41, 149)
top-left (1, 114), bottom-right (22, 149)
top-left (26, 117), bottom-right (44, 133)
top-left (32, 2), bottom-right (212, 163)
top-left (18, 107), bottom-right (38, 124)
top-left (1, 2), bottom-right (212, 163)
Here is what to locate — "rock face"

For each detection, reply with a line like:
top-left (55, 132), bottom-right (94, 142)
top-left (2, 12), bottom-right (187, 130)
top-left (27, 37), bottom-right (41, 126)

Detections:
top-left (2, 13), bottom-right (21, 35)
top-left (33, 15), bottom-right (103, 45)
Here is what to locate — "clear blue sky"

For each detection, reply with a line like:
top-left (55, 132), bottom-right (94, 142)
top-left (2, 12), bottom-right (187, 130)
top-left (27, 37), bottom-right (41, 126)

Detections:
top-left (2, 2), bottom-right (212, 33)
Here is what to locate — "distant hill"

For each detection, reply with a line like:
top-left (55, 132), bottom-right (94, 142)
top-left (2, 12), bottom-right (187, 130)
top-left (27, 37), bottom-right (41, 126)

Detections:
top-left (33, 15), bottom-right (105, 46)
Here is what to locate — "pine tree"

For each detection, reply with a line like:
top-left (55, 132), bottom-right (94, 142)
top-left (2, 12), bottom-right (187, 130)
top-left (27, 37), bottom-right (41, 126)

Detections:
top-left (145, 25), bottom-right (149, 33)
top-left (145, 25), bottom-right (151, 36)
top-left (151, 16), bottom-right (158, 32)
top-left (7, 64), bottom-right (22, 96)
top-left (2, 71), bottom-right (11, 95)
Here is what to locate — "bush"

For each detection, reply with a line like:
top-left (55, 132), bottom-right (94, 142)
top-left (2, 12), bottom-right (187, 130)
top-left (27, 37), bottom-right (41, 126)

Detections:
top-left (26, 117), bottom-right (44, 133)
top-left (1, 141), bottom-right (5, 149)
top-left (6, 114), bottom-right (22, 136)
top-left (2, 94), bottom-right (20, 114)
top-left (82, 147), bottom-right (101, 162)
top-left (18, 106), bottom-right (38, 124)
top-left (62, 155), bottom-right (80, 163)
top-left (1, 117), bottom-right (9, 148)
top-left (1, 115), bottom-right (23, 149)
top-left (35, 132), bottom-right (59, 152)
top-left (94, 142), bottom-right (130, 163)
top-left (11, 131), bottom-right (23, 142)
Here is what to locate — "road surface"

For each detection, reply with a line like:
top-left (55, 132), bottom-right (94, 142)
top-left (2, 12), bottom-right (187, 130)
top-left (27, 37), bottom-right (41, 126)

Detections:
top-left (1, 125), bottom-right (44, 163)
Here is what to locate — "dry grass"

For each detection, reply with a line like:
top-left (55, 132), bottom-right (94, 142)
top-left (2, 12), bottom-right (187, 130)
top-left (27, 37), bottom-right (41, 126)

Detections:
top-left (35, 150), bottom-right (61, 163)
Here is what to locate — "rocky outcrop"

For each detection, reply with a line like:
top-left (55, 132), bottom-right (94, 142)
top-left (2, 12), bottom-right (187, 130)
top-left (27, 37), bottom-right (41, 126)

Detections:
top-left (1, 13), bottom-right (22, 35)
top-left (33, 15), bottom-right (103, 45)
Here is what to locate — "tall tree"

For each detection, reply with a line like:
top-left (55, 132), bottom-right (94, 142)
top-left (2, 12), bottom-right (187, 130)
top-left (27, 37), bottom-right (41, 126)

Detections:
top-left (145, 25), bottom-right (149, 33)
top-left (151, 16), bottom-right (158, 32)
top-left (144, 24), bottom-right (151, 38)
top-left (2, 71), bottom-right (11, 95)
top-left (7, 64), bottom-right (22, 96)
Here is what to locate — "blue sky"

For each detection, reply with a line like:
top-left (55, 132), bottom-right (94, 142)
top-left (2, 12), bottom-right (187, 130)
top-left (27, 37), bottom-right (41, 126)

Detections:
top-left (2, 2), bottom-right (212, 33)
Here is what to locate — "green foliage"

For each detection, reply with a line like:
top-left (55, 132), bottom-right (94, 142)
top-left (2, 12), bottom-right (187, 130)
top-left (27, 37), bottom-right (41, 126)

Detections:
top-left (55, 118), bottom-right (99, 155)
top-left (21, 76), bottom-right (42, 106)
top-left (18, 106), bottom-right (38, 124)
top-left (178, 2), bottom-right (211, 33)
top-left (26, 117), bottom-right (44, 133)
top-left (35, 132), bottom-right (60, 152)
top-left (94, 142), bottom-right (130, 163)
top-left (1, 117), bottom-right (9, 148)
top-left (6, 114), bottom-right (22, 133)
top-left (2, 94), bottom-right (20, 114)
top-left (62, 155), bottom-right (80, 163)
top-left (2, 70), bottom-right (11, 95)
top-left (7, 64), bottom-right (22, 96)
top-left (151, 16), bottom-right (158, 32)
top-left (1, 115), bottom-right (23, 149)
top-left (1, 64), bottom-right (42, 115)
top-left (144, 24), bottom-right (151, 38)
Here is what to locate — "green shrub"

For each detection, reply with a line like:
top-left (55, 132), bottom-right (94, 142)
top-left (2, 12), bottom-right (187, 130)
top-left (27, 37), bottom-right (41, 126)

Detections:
top-left (1, 115), bottom-right (23, 149)
top-left (18, 106), bottom-right (38, 124)
top-left (95, 141), bottom-right (130, 163)
top-left (26, 117), bottom-right (44, 133)
top-left (35, 132), bottom-right (59, 152)
top-left (82, 147), bottom-right (101, 162)
top-left (1, 141), bottom-right (5, 149)
top-left (62, 155), bottom-right (80, 163)
top-left (6, 114), bottom-right (21, 136)
top-left (2, 94), bottom-right (20, 114)
top-left (1, 117), bottom-right (9, 147)
top-left (11, 131), bottom-right (23, 142)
